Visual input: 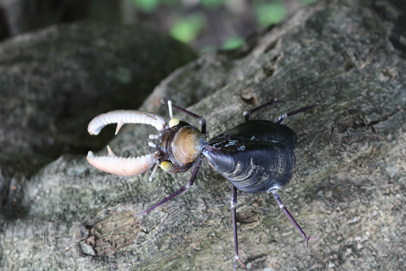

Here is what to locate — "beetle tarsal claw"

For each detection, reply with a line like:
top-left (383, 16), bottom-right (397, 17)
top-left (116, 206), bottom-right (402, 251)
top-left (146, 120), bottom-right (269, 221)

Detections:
top-left (86, 151), bottom-right (158, 176)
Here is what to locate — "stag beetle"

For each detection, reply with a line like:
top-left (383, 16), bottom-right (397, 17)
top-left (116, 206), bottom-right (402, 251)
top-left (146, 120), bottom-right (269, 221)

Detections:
top-left (87, 98), bottom-right (318, 269)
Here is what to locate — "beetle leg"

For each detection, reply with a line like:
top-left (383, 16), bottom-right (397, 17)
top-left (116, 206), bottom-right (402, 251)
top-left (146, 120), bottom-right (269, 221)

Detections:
top-left (276, 103), bottom-right (319, 124)
top-left (243, 98), bottom-right (285, 122)
top-left (231, 185), bottom-right (246, 270)
top-left (137, 161), bottom-right (202, 224)
top-left (270, 190), bottom-right (316, 247)
top-left (161, 99), bottom-right (207, 136)
top-left (148, 162), bottom-right (159, 182)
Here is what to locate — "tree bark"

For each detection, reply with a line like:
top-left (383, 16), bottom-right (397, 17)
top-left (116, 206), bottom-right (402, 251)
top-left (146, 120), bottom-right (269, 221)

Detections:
top-left (1, 0), bottom-right (406, 270)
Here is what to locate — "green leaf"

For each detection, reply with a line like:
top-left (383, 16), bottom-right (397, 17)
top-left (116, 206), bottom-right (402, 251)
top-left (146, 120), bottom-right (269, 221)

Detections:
top-left (170, 15), bottom-right (206, 43)
top-left (255, 3), bottom-right (286, 27)
top-left (129, 0), bottom-right (159, 12)
top-left (222, 37), bottom-right (244, 50)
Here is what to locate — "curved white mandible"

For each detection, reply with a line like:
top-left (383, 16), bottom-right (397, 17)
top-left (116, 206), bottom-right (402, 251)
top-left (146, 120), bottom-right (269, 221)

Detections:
top-left (88, 110), bottom-right (166, 135)
top-left (87, 151), bottom-right (158, 176)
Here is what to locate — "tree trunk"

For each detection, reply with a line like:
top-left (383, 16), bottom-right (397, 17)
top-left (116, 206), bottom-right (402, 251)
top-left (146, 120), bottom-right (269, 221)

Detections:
top-left (1, 0), bottom-right (406, 270)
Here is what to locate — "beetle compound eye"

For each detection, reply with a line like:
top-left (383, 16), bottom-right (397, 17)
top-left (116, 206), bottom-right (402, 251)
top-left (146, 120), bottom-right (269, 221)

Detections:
top-left (169, 118), bottom-right (180, 128)
top-left (159, 161), bottom-right (173, 171)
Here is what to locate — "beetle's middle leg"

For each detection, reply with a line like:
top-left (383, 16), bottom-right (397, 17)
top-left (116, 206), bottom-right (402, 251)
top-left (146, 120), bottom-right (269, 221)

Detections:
top-left (243, 98), bottom-right (285, 122)
top-left (137, 162), bottom-right (201, 224)
top-left (231, 185), bottom-right (246, 270)
top-left (276, 103), bottom-right (319, 124)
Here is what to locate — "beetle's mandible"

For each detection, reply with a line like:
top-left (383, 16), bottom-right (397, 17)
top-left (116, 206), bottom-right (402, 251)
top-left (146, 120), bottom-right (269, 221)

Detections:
top-left (86, 98), bottom-right (318, 269)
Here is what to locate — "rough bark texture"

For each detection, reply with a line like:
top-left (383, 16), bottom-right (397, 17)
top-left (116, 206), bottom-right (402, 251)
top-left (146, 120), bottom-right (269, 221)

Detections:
top-left (1, 0), bottom-right (406, 270)
top-left (0, 23), bottom-right (197, 217)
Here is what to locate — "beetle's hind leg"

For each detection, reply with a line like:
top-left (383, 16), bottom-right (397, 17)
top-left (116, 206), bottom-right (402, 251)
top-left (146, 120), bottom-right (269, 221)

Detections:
top-left (270, 190), bottom-right (317, 247)
top-left (231, 185), bottom-right (246, 270)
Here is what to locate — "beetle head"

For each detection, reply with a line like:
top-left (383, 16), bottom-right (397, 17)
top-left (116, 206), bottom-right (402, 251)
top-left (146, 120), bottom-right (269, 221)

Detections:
top-left (156, 120), bottom-right (205, 174)
top-left (86, 109), bottom-right (205, 178)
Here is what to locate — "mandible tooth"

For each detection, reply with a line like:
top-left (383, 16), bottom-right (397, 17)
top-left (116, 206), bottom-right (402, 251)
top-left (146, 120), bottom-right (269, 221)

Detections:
top-left (115, 122), bottom-right (124, 135)
top-left (107, 145), bottom-right (116, 156)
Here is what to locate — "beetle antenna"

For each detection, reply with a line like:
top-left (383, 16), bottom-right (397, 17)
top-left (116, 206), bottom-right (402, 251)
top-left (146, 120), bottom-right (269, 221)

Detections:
top-left (270, 190), bottom-right (317, 247)
top-left (168, 100), bottom-right (173, 119)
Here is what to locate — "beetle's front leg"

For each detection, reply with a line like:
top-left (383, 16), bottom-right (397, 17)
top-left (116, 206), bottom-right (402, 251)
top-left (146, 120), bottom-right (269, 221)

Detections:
top-left (137, 161), bottom-right (202, 225)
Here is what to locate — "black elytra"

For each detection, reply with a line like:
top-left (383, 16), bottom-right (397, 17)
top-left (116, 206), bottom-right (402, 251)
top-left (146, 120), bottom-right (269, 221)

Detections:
top-left (204, 120), bottom-right (297, 194)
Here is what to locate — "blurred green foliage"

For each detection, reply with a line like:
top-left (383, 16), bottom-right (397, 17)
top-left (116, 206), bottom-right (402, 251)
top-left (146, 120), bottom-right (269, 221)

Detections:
top-left (170, 14), bottom-right (206, 43)
top-left (222, 37), bottom-right (245, 50)
top-left (129, 0), bottom-right (160, 12)
top-left (254, 1), bottom-right (286, 27)
top-left (127, 0), bottom-right (317, 52)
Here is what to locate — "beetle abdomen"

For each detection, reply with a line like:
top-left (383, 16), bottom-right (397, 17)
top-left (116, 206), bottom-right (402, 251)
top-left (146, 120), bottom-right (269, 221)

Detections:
top-left (203, 120), bottom-right (297, 194)
top-left (203, 141), bottom-right (295, 194)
